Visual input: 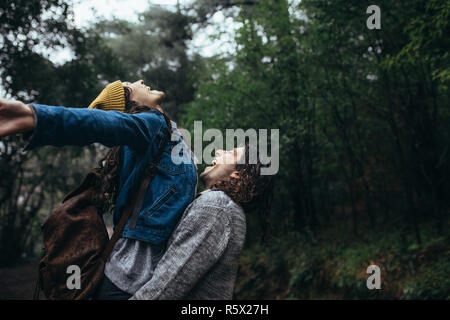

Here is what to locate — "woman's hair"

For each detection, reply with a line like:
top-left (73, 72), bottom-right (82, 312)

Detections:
top-left (211, 143), bottom-right (275, 242)
top-left (95, 86), bottom-right (170, 214)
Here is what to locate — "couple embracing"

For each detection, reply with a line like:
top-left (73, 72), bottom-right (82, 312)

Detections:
top-left (0, 80), bottom-right (274, 300)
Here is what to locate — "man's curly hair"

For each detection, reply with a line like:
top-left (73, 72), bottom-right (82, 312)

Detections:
top-left (211, 143), bottom-right (275, 242)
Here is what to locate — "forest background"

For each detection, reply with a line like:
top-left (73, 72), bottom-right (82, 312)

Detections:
top-left (0, 0), bottom-right (449, 299)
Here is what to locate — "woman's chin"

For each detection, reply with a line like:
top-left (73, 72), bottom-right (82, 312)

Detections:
top-left (155, 95), bottom-right (165, 105)
top-left (151, 90), bottom-right (165, 97)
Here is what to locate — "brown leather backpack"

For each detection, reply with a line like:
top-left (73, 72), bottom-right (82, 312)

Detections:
top-left (34, 112), bottom-right (171, 300)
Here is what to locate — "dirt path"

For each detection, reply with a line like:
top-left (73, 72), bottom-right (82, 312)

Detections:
top-left (0, 259), bottom-right (41, 300)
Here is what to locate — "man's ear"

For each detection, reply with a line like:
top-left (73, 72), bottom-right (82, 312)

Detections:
top-left (230, 170), bottom-right (240, 179)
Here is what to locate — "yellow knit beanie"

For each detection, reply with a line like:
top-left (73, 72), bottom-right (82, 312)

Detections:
top-left (88, 80), bottom-right (125, 112)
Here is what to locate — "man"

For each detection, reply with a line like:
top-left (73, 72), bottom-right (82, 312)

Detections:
top-left (131, 144), bottom-right (274, 300)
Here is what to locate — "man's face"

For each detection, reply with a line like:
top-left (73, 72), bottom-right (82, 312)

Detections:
top-left (200, 147), bottom-right (245, 189)
top-left (122, 80), bottom-right (165, 107)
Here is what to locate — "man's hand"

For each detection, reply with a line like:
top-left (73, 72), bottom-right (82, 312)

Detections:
top-left (0, 99), bottom-right (35, 138)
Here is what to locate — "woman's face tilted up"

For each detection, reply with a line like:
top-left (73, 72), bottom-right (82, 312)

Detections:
top-left (122, 80), bottom-right (165, 107)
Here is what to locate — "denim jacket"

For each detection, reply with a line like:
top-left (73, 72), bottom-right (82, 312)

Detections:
top-left (25, 104), bottom-right (197, 245)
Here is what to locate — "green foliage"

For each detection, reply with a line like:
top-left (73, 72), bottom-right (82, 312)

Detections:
top-left (402, 259), bottom-right (450, 299)
top-left (235, 224), bottom-right (450, 299)
top-left (385, 0), bottom-right (450, 92)
top-left (183, 0), bottom-right (450, 241)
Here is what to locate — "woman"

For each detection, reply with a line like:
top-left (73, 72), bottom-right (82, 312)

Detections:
top-left (0, 80), bottom-right (198, 299)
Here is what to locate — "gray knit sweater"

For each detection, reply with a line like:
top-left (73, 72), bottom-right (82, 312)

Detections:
top-left (129, 189), bottom-right (246, 300)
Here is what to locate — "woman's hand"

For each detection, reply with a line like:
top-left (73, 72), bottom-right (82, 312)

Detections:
top-left (0, 99), bottom-right (35, 138)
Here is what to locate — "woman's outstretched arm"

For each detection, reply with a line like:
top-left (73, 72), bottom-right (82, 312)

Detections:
top-left (0, 99), bottom-right (165, 151)
top-left (0, 99), bottom-right (35, 137)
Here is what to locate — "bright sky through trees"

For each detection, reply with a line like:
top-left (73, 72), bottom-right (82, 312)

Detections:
top-left (70, 0), bottom-right (238, 60)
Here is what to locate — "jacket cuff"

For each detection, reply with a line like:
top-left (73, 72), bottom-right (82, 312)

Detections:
top-left (22, 104), bottom-right (38, 151)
